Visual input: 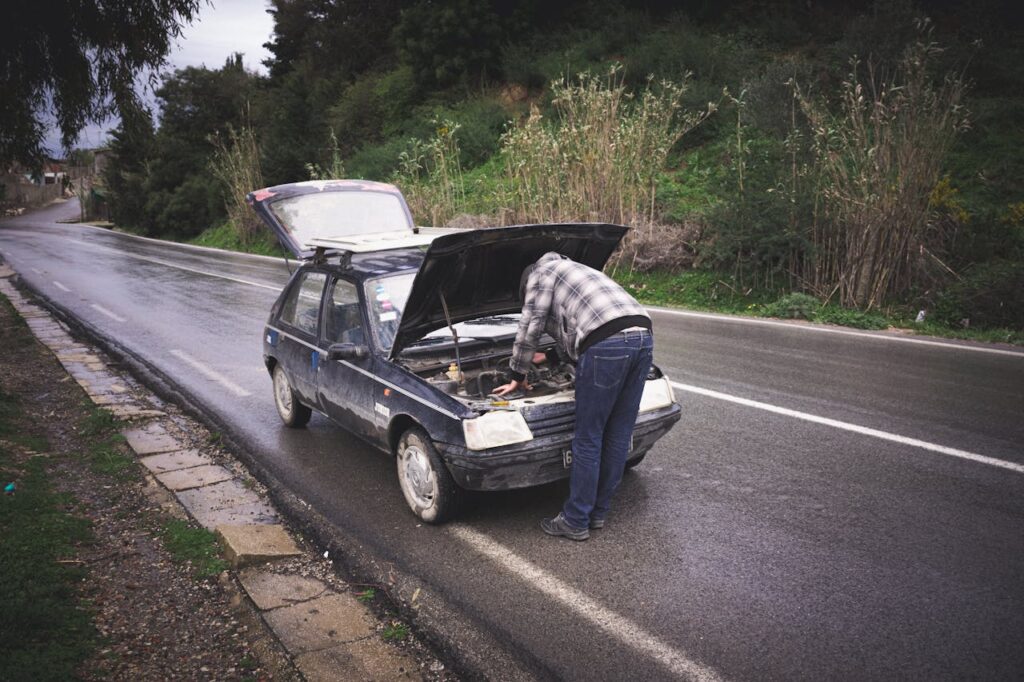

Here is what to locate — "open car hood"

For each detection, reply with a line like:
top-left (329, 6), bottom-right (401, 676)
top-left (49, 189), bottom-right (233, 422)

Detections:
top-left (247, 180), bottom-right (421, 259)
top-left (389, 223), bottom-right (628, 359)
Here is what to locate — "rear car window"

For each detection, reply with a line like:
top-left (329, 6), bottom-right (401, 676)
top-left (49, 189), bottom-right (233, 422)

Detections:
top-left (280, 271), bottom-right (327, 336)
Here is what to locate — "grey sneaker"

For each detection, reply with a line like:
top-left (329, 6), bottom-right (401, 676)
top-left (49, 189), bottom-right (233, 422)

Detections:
top-left (541, 513), bottom-right (589, 541)
top-left (589, 518), bottom-right (605, 530)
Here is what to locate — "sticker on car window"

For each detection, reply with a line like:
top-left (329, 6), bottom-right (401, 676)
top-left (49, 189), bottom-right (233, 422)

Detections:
top-left (379, 311), bottom-right (398, 321)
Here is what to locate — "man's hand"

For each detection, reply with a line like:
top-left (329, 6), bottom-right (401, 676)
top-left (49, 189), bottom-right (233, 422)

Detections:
top-left (532, 351), bottom-right (548, 365)
top-left (493, 378), bottom-right (531, 397)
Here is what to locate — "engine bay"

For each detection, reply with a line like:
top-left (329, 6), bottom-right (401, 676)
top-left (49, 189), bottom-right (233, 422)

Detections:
top-left (410, 350), bottom-right (576, 403)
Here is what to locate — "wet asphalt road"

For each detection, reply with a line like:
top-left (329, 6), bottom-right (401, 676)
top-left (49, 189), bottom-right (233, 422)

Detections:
top-left (3, 201), bottom-right (1023, 681)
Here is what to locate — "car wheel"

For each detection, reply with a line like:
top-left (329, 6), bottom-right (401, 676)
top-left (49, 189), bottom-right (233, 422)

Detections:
top-left (396, 427), bottom-right (461, 523)
top-left (624, 453), bottom-right (647, 470)
top-left (272, 364), bottom-right (312, 428)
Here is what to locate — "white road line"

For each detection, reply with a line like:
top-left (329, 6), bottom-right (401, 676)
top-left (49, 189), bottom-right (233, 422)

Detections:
top-left (31, 267), bottom-right (43, 274)
top-left (649, 307), bottom-right (1024, 358)
top-left (169, 349), bottom-right (252, 397)
top-left (52, 280), bottom-right (71, 292)
top-left (449, 525), bottom-right (723, 682)
top-left (90, 303), bottom-right (126, 323)
top-left (672, 381), bottom-right (1024, 474)
top-left (74, 239), bottom-right (283, 291)
top-left (73, 219), bottom-right (284, 263)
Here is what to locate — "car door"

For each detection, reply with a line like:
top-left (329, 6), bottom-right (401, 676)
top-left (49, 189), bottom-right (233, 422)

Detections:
top-left (274, 269), bottom-right (328, 407)
top-left (317, 276), bottom-right (378, 441)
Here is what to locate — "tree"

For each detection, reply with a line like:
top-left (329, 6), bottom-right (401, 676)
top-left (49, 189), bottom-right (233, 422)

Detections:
top-left (104, 55), bottom-right (261, 237)
top-left (0, 0), bottom-right (201, 169)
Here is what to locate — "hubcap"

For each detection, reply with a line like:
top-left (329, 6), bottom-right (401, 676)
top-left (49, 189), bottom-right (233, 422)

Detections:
top-left (401, 445), bottom-right (435, 509)
top-left (274, 369), bottom-right (292, 415)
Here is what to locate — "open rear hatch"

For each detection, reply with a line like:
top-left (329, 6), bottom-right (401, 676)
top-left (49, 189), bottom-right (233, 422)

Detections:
top-left (247, 179), bottom-right (450, 259)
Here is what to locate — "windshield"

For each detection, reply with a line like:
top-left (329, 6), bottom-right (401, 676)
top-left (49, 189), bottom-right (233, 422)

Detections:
top-left (269, 191), bottom-right (412, 250)
top-left (365, 273), bottom-right (415, 353)
top-left (367, 273), bottom-right (522, 354)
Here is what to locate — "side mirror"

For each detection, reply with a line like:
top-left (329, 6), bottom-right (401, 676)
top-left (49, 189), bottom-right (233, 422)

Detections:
top-left (327, 342), bottom-right (369, 361)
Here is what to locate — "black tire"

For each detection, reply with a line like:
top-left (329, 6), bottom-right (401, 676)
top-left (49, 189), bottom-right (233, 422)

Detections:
top-left (625, 453), bottom-right (647, 470)
top-left (395, 427), bottom-right (462, 523)
top-left (272, 364), bottom-right (312, 428)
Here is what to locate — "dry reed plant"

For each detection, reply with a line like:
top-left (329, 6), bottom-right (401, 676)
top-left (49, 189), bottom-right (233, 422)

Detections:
top-left (210, 124), bottom-right (264, 245)
top-left (793, 20), bottom-right (969, 309)
top-left (500, 64), bottom-right (714, 230)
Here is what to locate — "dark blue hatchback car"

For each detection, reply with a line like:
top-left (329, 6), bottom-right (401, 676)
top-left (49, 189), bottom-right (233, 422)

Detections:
top-left (248, 180), bottom-right (681, 522)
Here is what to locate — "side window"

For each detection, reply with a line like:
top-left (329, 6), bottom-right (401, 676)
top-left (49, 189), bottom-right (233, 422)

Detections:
top-left (280, 271), bottom-right (327, 336)
top-left (326, 279), bottom-right (364, 345)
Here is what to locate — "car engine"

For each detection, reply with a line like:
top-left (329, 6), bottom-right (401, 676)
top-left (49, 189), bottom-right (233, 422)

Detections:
top-left (419, 353), bottom-right (576, 400)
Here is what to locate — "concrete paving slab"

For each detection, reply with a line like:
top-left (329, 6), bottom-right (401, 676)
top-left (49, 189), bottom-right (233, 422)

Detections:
top-left (185, 501), bottom-right (278, 529)
top-left (75, 376), bottom-right (125, 390)
top-left (55, 353), bottom-right (102, 363)
top-left (122, 422), bottom-right (183, 455)
top-left (88, 393), bottom-right (135, 406)
top-left (263, 593), bottom-right (375, 653)
top-left (237, 569), bottom-right (327, 610)
top-left (215, 525), bottom-right (302, 568)
top-left (175, 478), bottom-right (260, 510)
top-left (140, 449), bottom-right (212, 474)
top-left (296, 638), bottom-right (422, 681)
top-left (157, 464), bottom-right (235, 491)
top-left (107, 405), bottom-right (165, 420)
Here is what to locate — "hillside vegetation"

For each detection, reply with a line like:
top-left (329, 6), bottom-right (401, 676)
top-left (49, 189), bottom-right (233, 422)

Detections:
top-left (102, 0), bottom-right (1024, 340)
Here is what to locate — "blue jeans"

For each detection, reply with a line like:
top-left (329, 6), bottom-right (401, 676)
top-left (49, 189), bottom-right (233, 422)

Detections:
top-left (562, 329), bottom-right (654, 529)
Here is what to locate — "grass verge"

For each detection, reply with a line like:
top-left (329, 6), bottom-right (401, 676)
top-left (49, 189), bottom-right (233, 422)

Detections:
top-left (612, 269), bottom-right (1024, 346)
top-left (0, 389), bottom-right (96, 680)
top-left (160, 519), bottom-right (229, 578)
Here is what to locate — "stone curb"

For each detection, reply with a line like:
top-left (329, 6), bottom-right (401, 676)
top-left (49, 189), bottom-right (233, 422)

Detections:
top-left (0, 273), bottom-right (424, 681)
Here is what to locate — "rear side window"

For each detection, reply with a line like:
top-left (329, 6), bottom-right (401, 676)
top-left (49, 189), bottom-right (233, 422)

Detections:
top-left (280, 271), bottom-right (326, 336)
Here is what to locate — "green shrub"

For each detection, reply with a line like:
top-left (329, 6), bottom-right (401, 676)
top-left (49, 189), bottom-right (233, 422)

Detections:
top-left (932, 259), bottom-right (1024, 330)
top-left (814, 306), bottom-right (889, 330)
top-left (346, 138), bottom-right (409, 181)
top-left (429, 98), bottom-right (514, 169)
top-left (762, 292), bottom-right (820, 320)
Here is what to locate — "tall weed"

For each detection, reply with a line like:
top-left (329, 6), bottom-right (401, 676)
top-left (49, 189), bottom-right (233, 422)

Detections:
top-left (393, 119), bottom-right (466, 226)
top-left (209, 124), bottom-right (264, 246)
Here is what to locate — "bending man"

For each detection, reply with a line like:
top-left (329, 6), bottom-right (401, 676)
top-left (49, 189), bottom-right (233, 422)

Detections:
top-left (494, 252), bottom-right (653, 541)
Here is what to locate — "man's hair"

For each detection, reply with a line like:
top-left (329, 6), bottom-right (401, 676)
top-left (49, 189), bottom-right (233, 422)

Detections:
top-left (519, 263), bottom-right (536, 303)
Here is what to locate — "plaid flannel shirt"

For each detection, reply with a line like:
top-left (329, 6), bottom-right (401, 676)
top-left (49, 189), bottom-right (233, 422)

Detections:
top-left (508, 252), bottom-right (650, 376)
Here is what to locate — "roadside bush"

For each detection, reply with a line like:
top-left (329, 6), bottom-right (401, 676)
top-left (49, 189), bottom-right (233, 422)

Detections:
top-left (346, 138), bottom-right (409, 181)
top-left (814, 306), bottom-right (889, 329)
top-left (762, 292), bottom-right (819, 320)
top-left (501, 42), bottom-right (547, 89)
top-left (328, 75), bottom-right (386, 156)
top-left (932, 259), bottom-right (1024, 330)
top-left (430, 98), bottom-right (514, 169)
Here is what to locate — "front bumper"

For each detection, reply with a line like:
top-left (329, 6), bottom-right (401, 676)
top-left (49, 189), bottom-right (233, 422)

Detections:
top-left (437, 403), bottom-right (682, 491)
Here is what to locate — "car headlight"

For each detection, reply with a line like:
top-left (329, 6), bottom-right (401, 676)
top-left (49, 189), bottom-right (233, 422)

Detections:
top-left (462, 410), bottom-right (534, 450)
top-left (638, 377), bottom-right (675, 413)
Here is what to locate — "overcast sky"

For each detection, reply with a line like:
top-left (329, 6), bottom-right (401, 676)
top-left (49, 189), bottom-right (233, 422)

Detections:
top-left (45, 0), bottom-right (275, 155)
